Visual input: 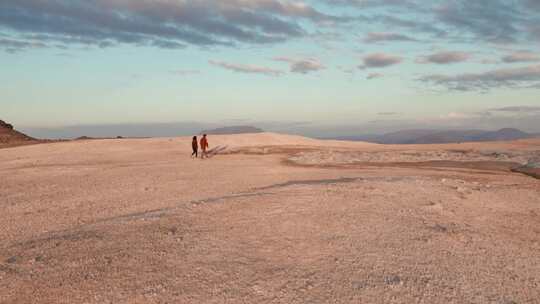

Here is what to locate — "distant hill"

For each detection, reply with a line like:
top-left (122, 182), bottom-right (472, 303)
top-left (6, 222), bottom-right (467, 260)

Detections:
top-left (0, 120), bottom-right (40, 148)
top-left (0, 120), bottom-right (34, 142)
top-left (377, 130), bottom-right (445, 144)
top-left (201, 126), bottom-right (264, 135)
top-left (329, 128), bottom-right (537, 144)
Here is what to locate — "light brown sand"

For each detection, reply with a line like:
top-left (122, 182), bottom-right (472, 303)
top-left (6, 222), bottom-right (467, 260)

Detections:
top-left (1, 133), bottom-right (539, 303)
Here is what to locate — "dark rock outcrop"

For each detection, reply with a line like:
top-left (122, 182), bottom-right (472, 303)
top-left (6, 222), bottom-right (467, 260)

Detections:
top-left (0, 120), bottom-right (15, 130)
top-left (0, 120), bottom-right (36, 146)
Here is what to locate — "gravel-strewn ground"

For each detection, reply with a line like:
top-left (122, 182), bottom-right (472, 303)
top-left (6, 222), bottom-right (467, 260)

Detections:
top-left (1, 134), bottom-right (539, 304)
top-left (288, 149), bottom-right (540, 165)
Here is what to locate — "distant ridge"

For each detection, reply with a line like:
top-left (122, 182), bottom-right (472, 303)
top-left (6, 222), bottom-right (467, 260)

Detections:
top-left (201, 126), bottom-right (264, 135)
top-left (329, 128), bottom-right (537, 144)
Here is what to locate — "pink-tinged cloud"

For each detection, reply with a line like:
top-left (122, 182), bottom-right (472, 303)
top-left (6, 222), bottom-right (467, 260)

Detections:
top-left (417, 51), bottom-right (471, 64)
top-left (273, 57), bottom-right (325, 74)
top-left (502, 51), bottom-right (540, 63)
top-left (360, 53), bottom-right (403, 69)
top-left (364, 32), bottom-right (416, 43)
top-left (209, 60), bottom-right (283, 76)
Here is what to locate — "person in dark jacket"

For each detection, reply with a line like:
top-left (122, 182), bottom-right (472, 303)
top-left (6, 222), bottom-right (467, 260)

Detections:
top-left (191, 136), bottom-right (198, 158)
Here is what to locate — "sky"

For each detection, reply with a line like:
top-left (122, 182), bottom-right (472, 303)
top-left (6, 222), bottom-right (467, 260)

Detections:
top-left (2, 0), bottom-right (540, 137)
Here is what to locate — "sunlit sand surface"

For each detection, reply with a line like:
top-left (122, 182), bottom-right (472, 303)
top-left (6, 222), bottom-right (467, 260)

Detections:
top-left (1, 133), bottom-right (539, 303)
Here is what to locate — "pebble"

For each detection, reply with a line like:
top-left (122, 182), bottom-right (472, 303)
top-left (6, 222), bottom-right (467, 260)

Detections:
top-left (384, 275), bottom-right (402, 286)
top-left (6, 256), bottom-right (17, 264)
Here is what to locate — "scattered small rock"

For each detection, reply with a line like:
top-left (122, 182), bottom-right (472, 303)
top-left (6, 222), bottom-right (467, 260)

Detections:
top-left (384, 275), bottom-right (402, 286)
top-left (432, 224), bottom-right (448, 233)
top-left (352, 281), bottom-right (368, 289)
top-left (6, 256), bottom-right (17, 264)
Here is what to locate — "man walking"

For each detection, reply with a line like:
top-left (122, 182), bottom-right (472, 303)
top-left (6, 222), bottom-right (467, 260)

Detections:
top-left (200, 134), bottom-right (209, 158)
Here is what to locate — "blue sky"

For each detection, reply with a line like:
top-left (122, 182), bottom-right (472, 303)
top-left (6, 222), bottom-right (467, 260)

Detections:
top-left (2, 0), bottom-right (540, 136)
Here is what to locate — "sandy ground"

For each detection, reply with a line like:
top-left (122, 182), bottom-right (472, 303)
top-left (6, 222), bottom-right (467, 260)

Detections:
top-left (1, 133), bottom-right (540, 304)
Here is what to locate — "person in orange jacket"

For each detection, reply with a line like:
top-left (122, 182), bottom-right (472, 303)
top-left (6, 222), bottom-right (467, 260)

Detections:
top-left (200, 134), bottom-right (209, 158)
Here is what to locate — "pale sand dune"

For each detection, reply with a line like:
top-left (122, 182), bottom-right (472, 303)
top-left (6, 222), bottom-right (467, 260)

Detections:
top-left (1, 133), bottom-right (540, 303)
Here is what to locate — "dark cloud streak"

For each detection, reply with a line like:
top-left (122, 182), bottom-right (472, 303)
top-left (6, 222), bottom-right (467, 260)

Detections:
top-left (0, 0), bottom-right (344, 52)
top-left (419, 64), bottom-right (540, 92)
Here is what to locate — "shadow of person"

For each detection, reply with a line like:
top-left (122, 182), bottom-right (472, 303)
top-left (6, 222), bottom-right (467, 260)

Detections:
top-left (205, 145), bottom-right (229, 158)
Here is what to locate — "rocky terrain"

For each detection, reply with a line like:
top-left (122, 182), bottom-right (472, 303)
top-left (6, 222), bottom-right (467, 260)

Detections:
top-left (1, 133), bottom-right (539, 303)
top-left (0, 120), bottom-right (39, 148)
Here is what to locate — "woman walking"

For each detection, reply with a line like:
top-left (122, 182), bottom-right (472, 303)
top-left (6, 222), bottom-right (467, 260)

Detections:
top-left (191, 136), bottom-right (198, 158)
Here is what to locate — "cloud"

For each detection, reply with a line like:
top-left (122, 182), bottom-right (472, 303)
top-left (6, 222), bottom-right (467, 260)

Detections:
top-left (334, 1), bottom-right (533, 42)
top-left (367, 73), bottom-right (383, 80)
top-left (502, 51), bottom-right (540, 63)
top-left (323, 0), bottom-right (418, 9)
top-left (524, 0), bottom-right (540, 10)
top-left (325, 0), bottom-right (535, 45)
top-left (273, 56), bottom-right (325, 74)
top-left (379, 15), bottom-right (447, 37)
top-left (530, 25), bottom-right (540, 41)
top-left (417, 51), bottom-right (471, 64)
top-left (0, 0), bottom-right (345, 52)
top-left (377, 111), bottom-right (398, 115)
top-left (438, 112), bottom-right (476, 120)
top-left (209, 60), bottom-right (283, 76)
top-left (435, 0), bottom-right (522, 43)
top-left (363, 32), bottom-right (417, 43)
top-left (0, 37), bottom-right (47, 53)
top-left (360, 53), bottom-right (403, 69)
top-left (3, 0), bottom-right (537, 54)
top-left (489, 106), bottom-right (540, 113)
top-left (419, 64), bottom-right (540, 92)
top-left (481, 59), bottom-right (498, 65)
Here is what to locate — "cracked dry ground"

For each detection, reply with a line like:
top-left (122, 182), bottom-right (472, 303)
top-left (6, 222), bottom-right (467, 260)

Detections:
top-left (1, 139), bottom-right (540, 304)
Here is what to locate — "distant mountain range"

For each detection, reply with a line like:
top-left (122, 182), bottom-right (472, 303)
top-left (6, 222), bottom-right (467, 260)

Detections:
top-left (201, 126), bottom-right (264, 135)
top-left (329, 128), bottom-right (540, 144)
